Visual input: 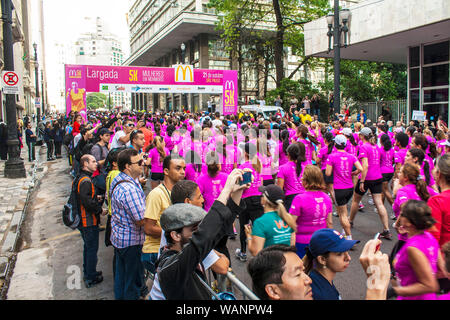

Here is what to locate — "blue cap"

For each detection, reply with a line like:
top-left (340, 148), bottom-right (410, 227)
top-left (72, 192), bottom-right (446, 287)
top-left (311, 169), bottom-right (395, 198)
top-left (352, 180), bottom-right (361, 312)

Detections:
top-left (307, 229), bottom-right (359, 257)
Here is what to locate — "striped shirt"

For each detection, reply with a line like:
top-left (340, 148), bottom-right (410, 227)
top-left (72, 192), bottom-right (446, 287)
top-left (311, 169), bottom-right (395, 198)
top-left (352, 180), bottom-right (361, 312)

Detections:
top-left (110, 172), bottom-right (146, 249)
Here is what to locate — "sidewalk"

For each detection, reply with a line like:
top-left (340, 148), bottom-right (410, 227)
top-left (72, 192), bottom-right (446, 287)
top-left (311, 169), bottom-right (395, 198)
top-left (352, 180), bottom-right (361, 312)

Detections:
top-left (0, 144), bottom-right (43, 290)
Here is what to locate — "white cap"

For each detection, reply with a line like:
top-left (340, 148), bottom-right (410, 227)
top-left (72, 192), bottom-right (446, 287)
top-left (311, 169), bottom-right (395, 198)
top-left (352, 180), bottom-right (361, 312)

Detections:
top-left (334, 134), bottom-right (347, 146)
top-left (342, 128), bottom-right (352, 136)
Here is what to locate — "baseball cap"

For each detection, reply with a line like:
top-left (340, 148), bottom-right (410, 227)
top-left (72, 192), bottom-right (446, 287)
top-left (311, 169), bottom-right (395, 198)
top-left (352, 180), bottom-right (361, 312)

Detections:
top-left (307, 229), bottom-right (359, 258)
top-left (258, 184), bottom-right (285, 205)
top-left (160, 203), bottom-right (206, 232)
top-left (360, 127), bottom-right (373, 137)
top-left (342, 128), bottom-right (352, 136)
top-left (334, 134), bottom-right (347, 146)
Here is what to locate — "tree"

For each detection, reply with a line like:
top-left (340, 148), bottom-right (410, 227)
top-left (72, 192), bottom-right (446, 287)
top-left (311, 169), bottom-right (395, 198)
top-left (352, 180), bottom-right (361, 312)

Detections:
top-left (86, 92), bottom-right (107, 110)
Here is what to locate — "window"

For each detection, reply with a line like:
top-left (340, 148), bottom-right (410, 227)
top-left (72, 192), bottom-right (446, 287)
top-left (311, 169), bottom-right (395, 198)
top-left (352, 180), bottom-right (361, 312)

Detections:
top-left (410, 90), bottom-right (419, 111)
top-left (424, 88), bottom-right (448, 103)
top-left (409, 68), bottom-right (420, 89)
top-left (409, 47), bottom-right (420, 67)
top-left (422, 64), bottom-right (449, 87)
top-left (423, 41), bottom-right (449, 65)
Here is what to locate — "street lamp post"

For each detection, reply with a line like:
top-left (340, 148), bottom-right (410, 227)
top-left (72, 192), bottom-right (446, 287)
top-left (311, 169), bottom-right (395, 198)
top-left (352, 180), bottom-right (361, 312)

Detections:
top-left (326, 2), bottom-right (350, 118)
top-left (2, 0), bottom-right (26, 178)
top-left (33, 43), bottom-right (40, 123)
top-left (180, 42), bottom-right (187, 112)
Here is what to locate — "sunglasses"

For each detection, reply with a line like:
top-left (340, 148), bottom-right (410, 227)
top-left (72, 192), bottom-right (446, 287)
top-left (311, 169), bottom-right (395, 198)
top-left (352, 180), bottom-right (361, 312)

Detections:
top-left (130, 159), bottom-right (144, 166)
top-left (126, 123), bottom-right (135, 127)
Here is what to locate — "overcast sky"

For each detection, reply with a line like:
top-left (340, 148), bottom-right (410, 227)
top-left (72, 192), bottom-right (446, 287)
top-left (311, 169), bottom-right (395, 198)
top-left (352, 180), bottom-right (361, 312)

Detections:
top-left (31, 0), bottom-right (134, 108)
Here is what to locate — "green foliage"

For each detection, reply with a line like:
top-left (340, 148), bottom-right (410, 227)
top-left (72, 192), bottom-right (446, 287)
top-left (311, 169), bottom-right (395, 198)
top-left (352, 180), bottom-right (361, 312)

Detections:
top-left (86, 92), bottom-right (107, 110)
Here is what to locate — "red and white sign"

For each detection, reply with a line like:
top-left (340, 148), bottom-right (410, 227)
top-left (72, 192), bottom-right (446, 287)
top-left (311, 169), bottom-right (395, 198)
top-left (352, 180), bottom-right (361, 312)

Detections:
top-left (1, 70), bottom-right (21, 94)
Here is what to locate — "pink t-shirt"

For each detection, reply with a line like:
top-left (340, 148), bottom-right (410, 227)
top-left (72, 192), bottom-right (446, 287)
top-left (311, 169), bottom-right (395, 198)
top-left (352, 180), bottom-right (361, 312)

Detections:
top-left (392, 184), bottom-right (438, 241)
top-left (358, 142), bottom-right (382, 181)
top-left (289, 191), bottom-right (332, 244)
top-left (394, 148), bottom-right (408, 166)
top-left (345, 143), bottom-right (358, 157)
top-left (394, 232), bottom-right (439, 300)
top-left (297, 138), bottom-right (315, 165)
top-left (326, 151), bottom-right (358, 189)
top-left (278, 161), bottom-right (305, 196)
top-left (238, 161), bottom-right (262, 198)
top-left (185, 163), bottom-right (206, 181)
top-left (218, 145), bottom-right (240, 174)
top-left (317, 146), bottom-right (335, 170)
top-left (197, 172), bottom-right (228, 211)
top-left (258, 152), bottom-right (274, 180)
top-left (148, 147), bottom-right (169, 173)
top-left (278, 141), bottom-right (289, 166)
top-left (379, 148), bottom-right (395, 174)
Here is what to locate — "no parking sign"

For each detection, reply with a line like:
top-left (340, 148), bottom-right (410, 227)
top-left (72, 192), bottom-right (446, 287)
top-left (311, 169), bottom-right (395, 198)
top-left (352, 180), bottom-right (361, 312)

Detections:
top-left (1, 70), bottom-right (21, 94)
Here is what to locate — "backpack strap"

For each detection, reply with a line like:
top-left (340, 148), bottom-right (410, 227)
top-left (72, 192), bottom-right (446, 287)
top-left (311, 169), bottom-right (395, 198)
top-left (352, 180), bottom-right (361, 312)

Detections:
top-left (109, 180), bottom-right (132, 200)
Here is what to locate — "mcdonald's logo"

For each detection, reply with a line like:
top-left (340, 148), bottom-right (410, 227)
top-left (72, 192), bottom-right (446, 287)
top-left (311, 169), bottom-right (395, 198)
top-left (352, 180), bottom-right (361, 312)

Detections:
top-left (68, 70), bottom-right (82, 79)
top-left (224, 80), bottom-right (236, 107)
top-left (175, 65), bottom-right (194, 83)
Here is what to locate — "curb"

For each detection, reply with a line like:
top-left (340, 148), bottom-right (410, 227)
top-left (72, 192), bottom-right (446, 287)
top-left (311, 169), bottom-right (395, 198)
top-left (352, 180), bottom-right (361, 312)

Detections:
top-left (0, 157), bottom-right (42, 298)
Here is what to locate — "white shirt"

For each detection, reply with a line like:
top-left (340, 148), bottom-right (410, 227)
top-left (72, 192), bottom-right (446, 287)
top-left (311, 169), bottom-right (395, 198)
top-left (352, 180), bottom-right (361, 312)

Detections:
top-left (110, 130), bottom-right (126, 149)
top-left (212, 119), bottom-right (222, 128)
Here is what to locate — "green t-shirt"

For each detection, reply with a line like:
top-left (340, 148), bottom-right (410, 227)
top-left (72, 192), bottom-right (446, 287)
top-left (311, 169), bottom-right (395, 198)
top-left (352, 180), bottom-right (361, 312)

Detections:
top-left (251, 211), bottom-right (293, 248)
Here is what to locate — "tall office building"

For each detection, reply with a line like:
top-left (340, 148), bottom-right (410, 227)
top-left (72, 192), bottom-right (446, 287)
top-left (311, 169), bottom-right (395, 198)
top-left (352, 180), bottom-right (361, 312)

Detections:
top-left (74, 17), bottom-right (131, 110)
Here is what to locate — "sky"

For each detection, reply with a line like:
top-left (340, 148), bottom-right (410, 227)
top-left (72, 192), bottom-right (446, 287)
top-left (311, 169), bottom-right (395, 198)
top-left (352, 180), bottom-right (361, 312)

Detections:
top-left (31, 0), bottom-right (134, 109)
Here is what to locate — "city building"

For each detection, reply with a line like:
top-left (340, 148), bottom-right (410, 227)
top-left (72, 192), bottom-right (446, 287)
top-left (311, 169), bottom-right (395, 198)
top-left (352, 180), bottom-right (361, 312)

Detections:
top-left (124, 0), bottom-right (318, 112)
top-left (0, 0), bottom-right (39, 121)
top-left (74, 17), bottom-right (131, 110)
top-left (304, 0), bottom-right (450, 124)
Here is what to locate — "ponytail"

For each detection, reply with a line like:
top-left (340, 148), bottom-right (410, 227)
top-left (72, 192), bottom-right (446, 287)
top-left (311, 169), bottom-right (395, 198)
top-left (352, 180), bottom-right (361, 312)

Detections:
top-left (423, 160), bottom-right (431, 186)
top-left (302, 247), bottom-right (315, 274)
top-left (275, 199), bottom-right (297, 231)
top-left (415, 179), bottom-right (431, 202)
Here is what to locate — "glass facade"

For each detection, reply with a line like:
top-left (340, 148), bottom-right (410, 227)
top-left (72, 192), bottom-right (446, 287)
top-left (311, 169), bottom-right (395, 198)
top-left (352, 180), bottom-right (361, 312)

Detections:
top-left (408, 40), bottom-right (450, 124)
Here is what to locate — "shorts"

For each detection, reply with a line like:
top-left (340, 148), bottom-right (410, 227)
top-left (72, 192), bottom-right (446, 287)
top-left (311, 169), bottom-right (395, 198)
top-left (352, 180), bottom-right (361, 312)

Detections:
top-left (382, 172), bottom-right (394, 183)
top-left (334, 188), bottom-right (354, 206)
top-left (150, 172), bottom-right (164, 181)
top-left (322, 169), bottom-right (333, 184)
top-left (284, 193), bottom-right (298, 212)
top-left (263, 179), bottom-right (275, 186)
top-left (354, 179), bottom-right (383, 196)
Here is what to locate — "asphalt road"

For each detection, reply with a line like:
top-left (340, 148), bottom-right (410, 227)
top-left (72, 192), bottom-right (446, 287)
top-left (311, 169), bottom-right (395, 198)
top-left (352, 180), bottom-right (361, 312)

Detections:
top-left (7, 151), bottom-right (397, 300)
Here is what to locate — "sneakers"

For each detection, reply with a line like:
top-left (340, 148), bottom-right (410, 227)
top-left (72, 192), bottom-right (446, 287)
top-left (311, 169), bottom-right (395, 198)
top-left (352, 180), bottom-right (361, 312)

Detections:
top-left (235, 248), bottom-right (247, 262)
top-left (358, 202), bottom-right (365, 211)
top-left (83, 271), bottom-right (102, 281)
top-left (332, 211), bottom-right (339, 217)
top-left (380, 229), bottom-right (393, 240)
top-left (390, 214), bottom-right (397, 220)
top-left (84, 274), bottom-right (103, 288)
top-left (368, 197), bottom-right (374, 205)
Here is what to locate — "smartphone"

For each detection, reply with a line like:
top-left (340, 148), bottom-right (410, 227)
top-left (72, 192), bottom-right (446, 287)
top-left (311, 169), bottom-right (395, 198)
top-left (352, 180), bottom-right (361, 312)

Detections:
top-left (373, 233), bottom-right (381, 252)
top-left (240, 171), bottom-right (252, 185)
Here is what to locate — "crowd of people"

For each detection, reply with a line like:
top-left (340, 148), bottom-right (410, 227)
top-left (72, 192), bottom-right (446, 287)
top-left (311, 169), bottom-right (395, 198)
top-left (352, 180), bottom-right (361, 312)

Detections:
top-left (30, 102), bottom-right (450, 300)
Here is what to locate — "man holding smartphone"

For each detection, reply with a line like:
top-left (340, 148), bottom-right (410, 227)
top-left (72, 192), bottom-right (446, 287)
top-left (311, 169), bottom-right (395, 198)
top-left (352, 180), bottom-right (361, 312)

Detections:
top-left (111, 119), bottom-right (135, 149)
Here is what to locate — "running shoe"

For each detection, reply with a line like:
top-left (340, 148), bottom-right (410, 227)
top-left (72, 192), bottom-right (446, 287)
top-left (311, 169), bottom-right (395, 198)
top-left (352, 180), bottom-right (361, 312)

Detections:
top-left (235, 248), bottom-right (247, 262)
top-left (358, 202), bottom-right (364, 211)
top-left (368, 197), bottom-right (374, 205)
top-left (390, 214), bottom-right (396, 220)
top-left (332, 211), bottom-right (339, 217)
top-left (380, 229), bottom-right (393, 240)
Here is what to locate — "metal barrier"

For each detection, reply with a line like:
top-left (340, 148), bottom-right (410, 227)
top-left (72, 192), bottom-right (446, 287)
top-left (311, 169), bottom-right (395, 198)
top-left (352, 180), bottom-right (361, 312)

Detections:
top-left (208, 268), bottom-right (260, 300)
top-left (358, 99), bottom-right (407, 124)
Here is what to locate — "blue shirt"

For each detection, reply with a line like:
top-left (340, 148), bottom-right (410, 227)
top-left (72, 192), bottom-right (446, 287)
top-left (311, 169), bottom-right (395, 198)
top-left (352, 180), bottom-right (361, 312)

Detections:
top-left (110, 172), bottom-right (146, 248)
top-left (309, 269), bottom-right (341, 300)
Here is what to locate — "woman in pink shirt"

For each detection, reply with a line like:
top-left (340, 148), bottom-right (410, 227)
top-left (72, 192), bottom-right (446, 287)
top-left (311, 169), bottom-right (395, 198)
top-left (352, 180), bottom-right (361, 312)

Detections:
top-left (277, 141), bottom-right (307, 211)
top-left (404, 148), bottom-right (437, 190)
top-left (235, 142), bottom-right (264, 262)
top-left (184, 150), bottom-right (206, 181)
top-left (295, 125), bottom-right (319, 165)
top-left (391, 163), bottom-right (438, 271)
top-left (326, 135), bottom-right (362, 241)
top-left (349, 127), bottom-right (391, 240)
top-left (278, 130), bottom-right (290, 167)
top-left (197, 151), bottom-right (228, 212)
top-left (379, 134), bottom-right (395, 212)
top-left (148, 136), bottom-right (169, 190)
top-left (317, 132), bottom-right (336, 204)
top-left (392, 200), bottom-right (444, 300)
top-left (289, 165), bottom-right (333, 258)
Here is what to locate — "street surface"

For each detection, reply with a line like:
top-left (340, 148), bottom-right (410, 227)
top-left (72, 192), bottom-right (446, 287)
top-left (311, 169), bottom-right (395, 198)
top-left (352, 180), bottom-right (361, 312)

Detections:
top-left (6, 148), bottom-right (397, 300)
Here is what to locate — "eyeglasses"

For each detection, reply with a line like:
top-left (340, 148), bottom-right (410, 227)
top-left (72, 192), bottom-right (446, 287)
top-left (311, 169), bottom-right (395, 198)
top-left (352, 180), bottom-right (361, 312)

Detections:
top-left (130, 159), bottom-right (144, 166)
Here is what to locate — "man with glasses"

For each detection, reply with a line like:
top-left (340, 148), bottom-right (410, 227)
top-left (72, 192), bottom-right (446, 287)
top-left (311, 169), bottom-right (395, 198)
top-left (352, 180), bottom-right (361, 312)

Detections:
top-left (110, 148), bottom-right (147, 299)
top-left (111, 119), bottom-right (135, 149)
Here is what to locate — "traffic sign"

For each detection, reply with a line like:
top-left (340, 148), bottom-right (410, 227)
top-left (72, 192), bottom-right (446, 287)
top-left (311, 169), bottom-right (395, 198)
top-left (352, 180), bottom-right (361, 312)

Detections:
top-left (1, 70), bottom-right (21, 94)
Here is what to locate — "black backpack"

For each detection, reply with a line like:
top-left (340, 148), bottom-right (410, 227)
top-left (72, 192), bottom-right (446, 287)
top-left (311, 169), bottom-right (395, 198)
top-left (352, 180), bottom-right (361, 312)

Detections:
top-left (62, 176), bottom-right (90, 229)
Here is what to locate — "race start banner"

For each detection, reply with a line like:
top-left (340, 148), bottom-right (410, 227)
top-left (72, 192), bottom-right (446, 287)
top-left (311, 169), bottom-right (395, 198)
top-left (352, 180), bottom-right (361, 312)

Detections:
top-left (65, 64), bottom-right (238, 116)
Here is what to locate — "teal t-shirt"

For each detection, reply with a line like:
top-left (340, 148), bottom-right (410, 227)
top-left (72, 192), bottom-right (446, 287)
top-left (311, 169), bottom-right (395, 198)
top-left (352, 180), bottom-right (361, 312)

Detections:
top-left (251, 211), bottom-right (294, 247)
